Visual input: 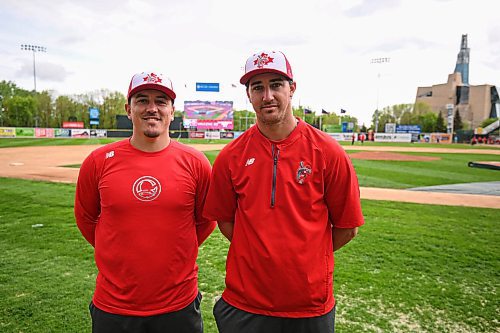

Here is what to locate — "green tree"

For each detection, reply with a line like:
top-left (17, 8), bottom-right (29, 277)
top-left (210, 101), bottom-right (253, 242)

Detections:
top-left (419, 112), bottom-right (438, 132)
top-left (101, 91), bottom-right (127, 129)
top-left (3, 95), bottom-right (37, 127)
top-left (233, 110), bottom-right (255, 131)
top-left (34, 91), bottom-right (53, 128)
top-left (453, 109), bottom-right (463, 131)
top-left (0, 81), bottom-right (35, 126)
top-left (54, 96), bottom-right (76, 127)
top-left (436, 111), bottom-right (446, 132)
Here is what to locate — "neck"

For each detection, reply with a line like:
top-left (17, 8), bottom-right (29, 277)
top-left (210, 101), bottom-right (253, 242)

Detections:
top-left (130, 135), bottom-right (171, 152)
top-left (257, 114), bottom-right (298, 141)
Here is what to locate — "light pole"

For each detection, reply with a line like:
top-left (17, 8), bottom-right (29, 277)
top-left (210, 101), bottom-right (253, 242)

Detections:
top-left (370, 57), bottom-right (390, 132)
top-left (21, 44), bottom-right (47, 92)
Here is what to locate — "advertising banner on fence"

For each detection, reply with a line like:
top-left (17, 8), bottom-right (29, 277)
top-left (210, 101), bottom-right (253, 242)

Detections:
top-left (205, 131), bottom-right (221, 140)
top-left (90, 129), bottom-right (107, 138)
top-left (35, 128), bottom-right (55, 138)
top-left (189, 131), bottom-right (205, 139)
top-left (16, 127), bottom-right (34, 137)
top-left (55, 129), bottom-right (71, 138)
top-left (220, 132), bottom-right (234, 139)
top-left (71, 129), bottom-right (90, 138)
top-left (184, 101), bottom-right (233, 130)
top-left (0, 127), bottom-right (16, 137)
top-left (374, 133), bottom-right (412, 142)
top-left (327, 133), bottom-right (356, 141)
top-left (430, 133), bottom-right (452, 144)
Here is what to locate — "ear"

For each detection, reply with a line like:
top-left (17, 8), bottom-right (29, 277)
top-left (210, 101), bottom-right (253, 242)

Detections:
top-left (125, 103), bottom-right (131, 119)
top-left (289, 81), bottom-right (296, 98)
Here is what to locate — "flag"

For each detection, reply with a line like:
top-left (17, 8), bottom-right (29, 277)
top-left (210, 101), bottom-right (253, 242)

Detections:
top-left (304, 108), bottom-right (313, 114)
top-left (340, 109), bottom-right (347, 114)
top-left (322, 109), bottom-right (329, 115)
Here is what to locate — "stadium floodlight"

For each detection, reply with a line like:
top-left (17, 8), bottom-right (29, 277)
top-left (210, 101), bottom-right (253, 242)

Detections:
top-left (21, 44), bottom-right (47, 92)
top-left (370, 57), bottom-right (390, 133)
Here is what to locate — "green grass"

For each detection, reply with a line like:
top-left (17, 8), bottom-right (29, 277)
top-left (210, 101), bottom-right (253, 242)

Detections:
top-left (0, 178), bottom-right (498, 332)
top-left (199, 150), bottom-right (500, 189)
top-left (349, 152), bottom-right (500, 188)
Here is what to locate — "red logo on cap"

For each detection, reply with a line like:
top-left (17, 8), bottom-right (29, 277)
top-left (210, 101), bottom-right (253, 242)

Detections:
top-left (142, 73), bottom-right (162, 84)
top-left (253, 53), bottom-right (274, 68)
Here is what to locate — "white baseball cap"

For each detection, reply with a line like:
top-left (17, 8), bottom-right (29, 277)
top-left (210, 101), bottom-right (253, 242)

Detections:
top-left (127, 72), bottom-right (176, 101)
top-left (240, 50), bottom-right (293, 85)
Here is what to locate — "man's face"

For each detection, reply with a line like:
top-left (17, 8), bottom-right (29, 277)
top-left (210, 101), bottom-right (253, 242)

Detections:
top-left (125, 89), bottom-right (174, 139)
top-left (247, 73), bottom-right (296, 126)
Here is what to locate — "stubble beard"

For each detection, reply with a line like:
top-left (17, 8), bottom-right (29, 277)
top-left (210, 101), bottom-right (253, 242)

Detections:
top-left (143, 130), bottom-right (161, 138)
top-left (258, 104), bottom-right (288, 126)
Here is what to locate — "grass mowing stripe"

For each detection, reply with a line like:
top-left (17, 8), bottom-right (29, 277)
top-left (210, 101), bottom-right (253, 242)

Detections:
top-left (1, 178), bottom-right (499, 332)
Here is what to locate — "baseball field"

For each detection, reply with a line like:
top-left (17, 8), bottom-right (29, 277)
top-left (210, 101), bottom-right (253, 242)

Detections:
top-left (0, 138), bottom-right (499, 332)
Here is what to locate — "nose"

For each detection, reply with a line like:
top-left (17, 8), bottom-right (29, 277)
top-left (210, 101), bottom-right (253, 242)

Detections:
top-left (146, 100), bottom-right (158, 112)
top-left (263, 86), bottom-right (274, 102)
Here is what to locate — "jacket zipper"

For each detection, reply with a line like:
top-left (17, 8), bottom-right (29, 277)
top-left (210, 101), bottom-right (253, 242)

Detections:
top-left (271, 144), bottom-right (280, 207)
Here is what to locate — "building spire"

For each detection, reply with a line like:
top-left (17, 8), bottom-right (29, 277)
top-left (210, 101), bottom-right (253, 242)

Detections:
top-left (454, 34), bottom-right (470, 85)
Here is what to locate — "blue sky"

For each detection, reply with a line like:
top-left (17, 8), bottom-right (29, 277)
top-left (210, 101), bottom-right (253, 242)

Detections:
top-left (1, 0), bottom-right (499, 125)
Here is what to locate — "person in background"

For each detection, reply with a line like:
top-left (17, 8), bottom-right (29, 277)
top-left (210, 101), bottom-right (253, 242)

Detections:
top-left (75, 71), bottom-right (216, 333)
top-left (204, 51), bottom-right (365, 332)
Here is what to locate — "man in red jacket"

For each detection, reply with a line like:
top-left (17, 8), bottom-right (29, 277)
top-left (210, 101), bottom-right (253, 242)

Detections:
top-left (75, 71), bottom-right (216, 333)
top-left (204, 51), bottom-right (365, 332)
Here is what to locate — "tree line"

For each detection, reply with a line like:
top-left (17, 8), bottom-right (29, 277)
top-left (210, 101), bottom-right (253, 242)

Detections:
top-left (0, 80), bottom-right (360, 132)
top-left (0, 80), bottom-right (126, 129)
top-left (6, 79), bottom-right (489, 133)
top-left (370, 102), bottom-right (465, 133)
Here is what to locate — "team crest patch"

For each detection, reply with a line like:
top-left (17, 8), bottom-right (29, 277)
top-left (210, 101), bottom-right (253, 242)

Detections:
top-left (132, 176), bottom-right (162, 201)
top-left (296, 161), bottom-right (312, 185)
top-left (253, 52), bottom-right (274, 68)
top-left (142, 72), bottom-right (162, 84)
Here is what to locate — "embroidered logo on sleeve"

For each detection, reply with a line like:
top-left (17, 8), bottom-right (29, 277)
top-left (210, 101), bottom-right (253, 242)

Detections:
top-left (105, 151), bottom-right (115, 159)
top-left (296, 161), bottom-right (312, 185)
top-left (132, 176), bottom-right (162, 201)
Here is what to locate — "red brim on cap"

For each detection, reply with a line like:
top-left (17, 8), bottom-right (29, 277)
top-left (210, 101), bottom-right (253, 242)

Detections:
top-left (240, 68), bottom-right (293, 85)
top-left (127, 83), bottom-right (176, 100)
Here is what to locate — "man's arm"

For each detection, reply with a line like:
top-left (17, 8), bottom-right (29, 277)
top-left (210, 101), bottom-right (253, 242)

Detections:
top-left (74, 154), bottom-right (100, 247)
top-left (332, 227), bottom-right (358, 252)
top-left (196, 221), bottom-right (217, 246)
top-left (217, 221), bottom-right (234, 241)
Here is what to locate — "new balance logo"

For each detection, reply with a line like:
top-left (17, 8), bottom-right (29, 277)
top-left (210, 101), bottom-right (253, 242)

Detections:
top-left (106, 151), bottom-right (115, 159)
top-left (245, 158), bottom-right (255, 166)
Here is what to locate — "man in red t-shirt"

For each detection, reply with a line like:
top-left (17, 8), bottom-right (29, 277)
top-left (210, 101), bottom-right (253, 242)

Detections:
top-left (203, 51), bottom-right (365, 332)
top-left (75, 71), bottom-right (216, 333)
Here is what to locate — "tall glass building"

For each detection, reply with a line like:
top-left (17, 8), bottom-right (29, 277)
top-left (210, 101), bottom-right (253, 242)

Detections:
top-left (454, 34), bottom-right (470, 85)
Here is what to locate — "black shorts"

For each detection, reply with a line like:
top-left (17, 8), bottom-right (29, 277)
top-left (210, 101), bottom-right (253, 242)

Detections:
top-left (89, 292), bottom-right (203, 333)
top-left (213, 297), bottom-right (335, 333)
